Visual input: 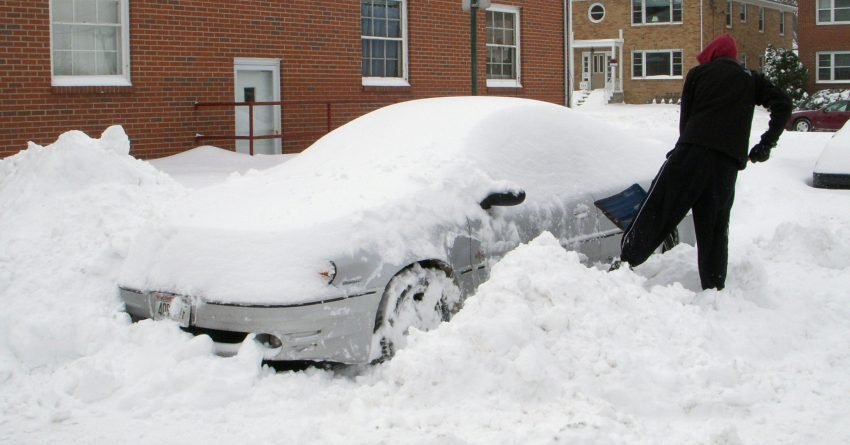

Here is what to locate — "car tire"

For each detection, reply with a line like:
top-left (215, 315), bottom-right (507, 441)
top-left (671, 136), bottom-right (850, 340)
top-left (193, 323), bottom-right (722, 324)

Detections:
top-left (794, 118), bottom-right (812, 132)
top-left (661, 228), bottom-right (679, 253)
top-left (370, 264), bottom-right (462, 363)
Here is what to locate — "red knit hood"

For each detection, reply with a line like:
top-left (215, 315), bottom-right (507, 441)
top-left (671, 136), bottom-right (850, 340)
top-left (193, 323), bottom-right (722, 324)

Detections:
top-left (697, 35), bottom-right (738, 64)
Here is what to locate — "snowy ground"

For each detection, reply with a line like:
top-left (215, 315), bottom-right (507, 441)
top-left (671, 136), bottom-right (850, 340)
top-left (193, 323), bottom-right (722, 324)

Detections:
top-left (1, 94), bottom-right (849, 444)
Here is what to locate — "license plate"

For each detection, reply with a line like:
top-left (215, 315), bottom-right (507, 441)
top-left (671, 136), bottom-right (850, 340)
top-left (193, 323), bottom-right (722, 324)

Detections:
top-left (151, 293), bottom-right (192, 327)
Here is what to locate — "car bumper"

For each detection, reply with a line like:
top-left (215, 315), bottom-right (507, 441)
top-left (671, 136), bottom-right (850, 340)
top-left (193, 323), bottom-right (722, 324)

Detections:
top-left (119, 287), bottom-right (382, 364)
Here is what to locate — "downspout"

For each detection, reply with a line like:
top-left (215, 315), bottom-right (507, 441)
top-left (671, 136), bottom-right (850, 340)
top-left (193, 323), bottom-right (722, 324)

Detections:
top-left (700, 0), bottom-right (704, 49)
top-left (564, 0), bottom-right (574, 108)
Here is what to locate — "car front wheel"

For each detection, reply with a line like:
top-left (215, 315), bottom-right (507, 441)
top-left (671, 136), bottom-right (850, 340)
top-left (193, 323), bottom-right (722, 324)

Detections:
top-left (794, 118), bottom-right (812, 132)
top-left (370, 264), bottom-right (462, 363)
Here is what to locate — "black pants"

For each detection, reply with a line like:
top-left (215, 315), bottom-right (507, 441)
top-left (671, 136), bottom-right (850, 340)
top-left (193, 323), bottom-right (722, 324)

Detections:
top-left (620, 144), bottom-right (739, 290)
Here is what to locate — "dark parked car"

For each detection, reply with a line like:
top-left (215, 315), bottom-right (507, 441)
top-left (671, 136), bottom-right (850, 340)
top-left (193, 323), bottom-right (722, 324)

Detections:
top-left (786, 100), bottom-right (850, 132)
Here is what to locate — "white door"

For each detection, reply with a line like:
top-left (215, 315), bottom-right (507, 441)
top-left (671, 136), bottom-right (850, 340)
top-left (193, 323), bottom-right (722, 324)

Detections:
top-left (234, 59), bottom-right (281, 155)
top-left (591, 52), bottom-right (611, 89)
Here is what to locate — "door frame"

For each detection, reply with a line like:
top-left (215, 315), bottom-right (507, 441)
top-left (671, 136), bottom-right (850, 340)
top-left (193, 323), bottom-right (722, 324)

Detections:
top-left (233, 58), bottom-right (282, 154)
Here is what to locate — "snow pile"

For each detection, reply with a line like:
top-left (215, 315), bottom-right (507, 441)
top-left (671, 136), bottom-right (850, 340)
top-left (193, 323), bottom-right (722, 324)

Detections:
top-left (0, 126), bottom-right (183, 373)
top-left (149, 145), bottom-right (293, 189)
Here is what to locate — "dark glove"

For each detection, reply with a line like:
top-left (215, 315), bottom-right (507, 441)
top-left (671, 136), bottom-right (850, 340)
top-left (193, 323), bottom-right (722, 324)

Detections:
top-left (748, 143), bottom-right (772, 163)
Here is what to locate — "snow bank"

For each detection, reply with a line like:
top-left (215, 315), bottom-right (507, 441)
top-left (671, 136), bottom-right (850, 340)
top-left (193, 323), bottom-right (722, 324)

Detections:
top-left (0, 126), bottom-right (184, 373)
top-left (149, 145), bottom-right (292, 189)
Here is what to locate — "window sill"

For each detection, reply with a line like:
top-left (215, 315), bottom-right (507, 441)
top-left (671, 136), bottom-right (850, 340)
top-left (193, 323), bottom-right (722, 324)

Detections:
top-left (487, 79), bottom-right (523, 88)
top-left (362, 77), bottom-right (410, 87)
top-left (631, 21), bottom-right (683, 27)
top-left (632, 76), bottom-right (683, 81)
top-left (52, 75), bottom-right (132, 87)
top-left (816, 21), bottom-right (850, 25)
top-left (816, 80), bottom-right (850, 84)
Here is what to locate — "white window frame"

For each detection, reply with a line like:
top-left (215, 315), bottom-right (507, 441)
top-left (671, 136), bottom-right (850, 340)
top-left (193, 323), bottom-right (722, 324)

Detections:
top-left (780, 11), bottom-right (786, 35)
top-left (816, 51), bottom-right (850, 83)
top-left (741, 53), bottom-right (748, 68)
top-left (632, 0), bottom-right (683, 26)
top-left (726, 1), bottom-right (733, 27)
top-left (588, 3), bottom-right (606, 23)
top-left (486, 4), bottom-right (522, 88)
top-left (817, 0), bottom-right (850, 24)
top-left (361, 0), bottom-right (409, 87)
top-left (632, 49), bottom-right (684, 79)
top-left (50, 0), bottom-right (131, 87)
top-left (758, 7), bottom-right (765, 32)
top-left (740, 2), bottom-right (748, 22)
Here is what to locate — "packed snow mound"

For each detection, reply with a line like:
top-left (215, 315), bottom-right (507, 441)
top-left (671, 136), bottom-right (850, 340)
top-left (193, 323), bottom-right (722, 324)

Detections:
top-left (149, 146), bottom-right (292, 189)
top-left (0, 127), bottom-right (185, 371)
top-left (0, 126), bottom-right (165, 198)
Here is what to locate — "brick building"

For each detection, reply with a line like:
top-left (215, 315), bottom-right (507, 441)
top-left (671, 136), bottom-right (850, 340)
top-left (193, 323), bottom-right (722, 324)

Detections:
top-left (569, 0), bottom-right (796, 104)
top-left (0, 0), bottom-right (567, 159)
top-left (796, 0), bottom-right (850, 93)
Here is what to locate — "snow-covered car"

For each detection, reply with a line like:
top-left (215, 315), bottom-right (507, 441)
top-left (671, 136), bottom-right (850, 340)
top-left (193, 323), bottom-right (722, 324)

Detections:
top-left (118, 97), bottom-right (694, 364)
top-left (786, 100), bottom-right (850, 132)
top-left (813, 121), bottom-right (850, 189)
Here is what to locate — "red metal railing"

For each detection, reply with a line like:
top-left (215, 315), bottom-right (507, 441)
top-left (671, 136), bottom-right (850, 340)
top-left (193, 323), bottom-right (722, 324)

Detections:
top-left (193, 99), bottom-right (397, 155)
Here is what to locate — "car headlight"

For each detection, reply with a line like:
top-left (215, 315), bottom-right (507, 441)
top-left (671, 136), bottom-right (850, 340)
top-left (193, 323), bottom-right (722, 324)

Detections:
top-left (319, 261), bottom-right (337, 285)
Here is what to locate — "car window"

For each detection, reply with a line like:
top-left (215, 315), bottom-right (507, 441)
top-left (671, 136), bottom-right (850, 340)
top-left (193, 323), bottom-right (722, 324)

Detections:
top-left (824, 102), bottom-right (847, 112)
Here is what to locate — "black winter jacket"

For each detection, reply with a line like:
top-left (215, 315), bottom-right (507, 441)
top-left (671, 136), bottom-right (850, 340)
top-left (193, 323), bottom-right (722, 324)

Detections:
top-left (677, 57), bottom-right (792, 169)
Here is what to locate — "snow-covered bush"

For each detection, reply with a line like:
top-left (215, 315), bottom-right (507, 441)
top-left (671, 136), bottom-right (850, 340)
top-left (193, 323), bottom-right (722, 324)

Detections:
top-left (761, 45), bottom-right (809, 107)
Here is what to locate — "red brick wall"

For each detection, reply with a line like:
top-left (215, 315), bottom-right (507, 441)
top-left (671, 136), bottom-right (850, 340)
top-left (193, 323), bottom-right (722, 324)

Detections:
top-left (0, 0), bottom-right (565, 159)
top-left (797, 0), bottom-right (850, 93)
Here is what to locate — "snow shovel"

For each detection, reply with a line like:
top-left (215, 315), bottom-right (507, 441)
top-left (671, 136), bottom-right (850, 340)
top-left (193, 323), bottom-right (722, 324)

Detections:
top-left (593, 183), bottom-right (647, 231)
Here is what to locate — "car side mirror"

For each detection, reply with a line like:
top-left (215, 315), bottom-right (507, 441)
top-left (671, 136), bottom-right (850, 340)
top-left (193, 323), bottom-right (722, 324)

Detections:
top-left (480, 190), bottom-right (526, 210)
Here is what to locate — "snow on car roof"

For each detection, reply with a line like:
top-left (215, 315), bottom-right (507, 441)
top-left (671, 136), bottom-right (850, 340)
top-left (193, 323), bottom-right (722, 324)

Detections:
top-left (173, 96), bottom-right (666, 232)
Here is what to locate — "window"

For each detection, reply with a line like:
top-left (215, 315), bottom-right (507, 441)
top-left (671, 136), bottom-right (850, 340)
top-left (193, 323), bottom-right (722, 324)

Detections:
top-left (740, 2), bottom-right (747, 22)
top-left (780, 11), bottom-right (785, 34)
top-left (51, 0), bottom-right (130, 86)
top-left (824, 101), bottom-right (848, 112)
top-left (817, 52), bottom-right (850, 83)
top-left (593, 54), bottom-right (607, 73)
top-left (758, 7), bottom-right (765, 32)
top-left (632, 50), bottom-right (683, 79)
top-left (726, 1), bottom-right (732, 27)
top-left (361, 0), bottom-right (408, 86)
top-left (486, 5), bottom-right (521, 87)
top-left (818, 0), bottom-right (850, 23)
top-left (632, 0), bottom-right (683, 25)
top-left (589, 3), bottom-right (606, 22)
top-left (741, 53), bottom-right (748, 68)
